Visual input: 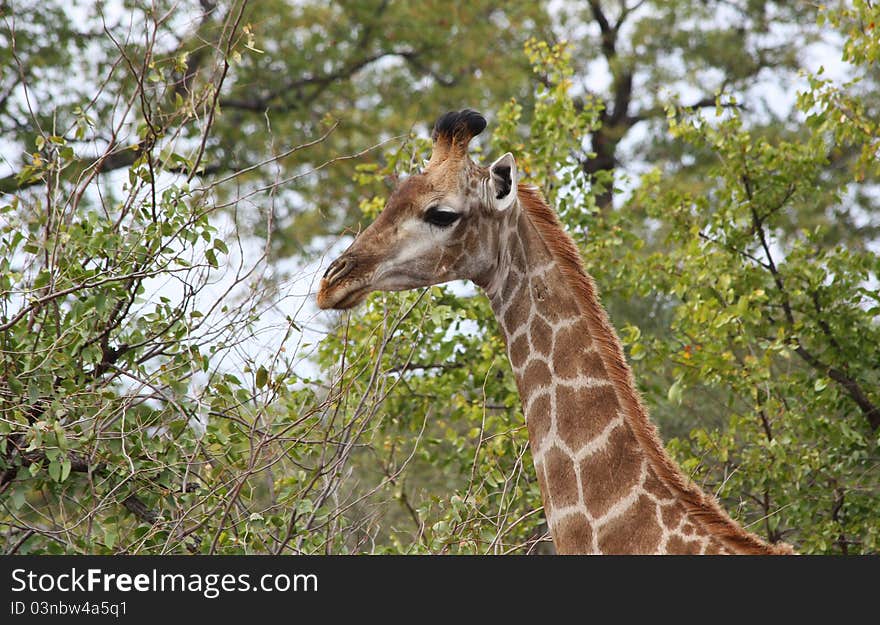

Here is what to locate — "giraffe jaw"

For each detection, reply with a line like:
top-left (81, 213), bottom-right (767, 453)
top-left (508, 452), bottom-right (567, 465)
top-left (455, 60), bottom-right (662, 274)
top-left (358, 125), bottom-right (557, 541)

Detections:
top-left (318, 259), bottom-right (445, 310)
top-left (316, 279), bottom-right (372, 310)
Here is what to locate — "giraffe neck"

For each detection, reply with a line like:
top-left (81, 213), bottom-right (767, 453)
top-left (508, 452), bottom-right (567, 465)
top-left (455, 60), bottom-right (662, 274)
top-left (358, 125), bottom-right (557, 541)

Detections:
top-left (483, 188), bottom-right (788, 555)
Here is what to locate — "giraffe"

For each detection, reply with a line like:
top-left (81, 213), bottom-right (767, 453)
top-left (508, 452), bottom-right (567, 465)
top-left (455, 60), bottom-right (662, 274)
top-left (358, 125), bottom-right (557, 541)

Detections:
top-left (317, 109), bottom-right (793, 555)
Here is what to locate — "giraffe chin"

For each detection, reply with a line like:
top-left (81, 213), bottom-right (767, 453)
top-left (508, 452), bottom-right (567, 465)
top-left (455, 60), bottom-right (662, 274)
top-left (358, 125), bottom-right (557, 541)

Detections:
top-left (316, 281), bottom-right (371, 310)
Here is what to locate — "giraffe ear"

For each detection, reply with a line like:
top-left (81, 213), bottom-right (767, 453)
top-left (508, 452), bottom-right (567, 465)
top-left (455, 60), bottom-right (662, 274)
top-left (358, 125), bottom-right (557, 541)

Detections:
top-left (489, 152), bottom-right (517, 212)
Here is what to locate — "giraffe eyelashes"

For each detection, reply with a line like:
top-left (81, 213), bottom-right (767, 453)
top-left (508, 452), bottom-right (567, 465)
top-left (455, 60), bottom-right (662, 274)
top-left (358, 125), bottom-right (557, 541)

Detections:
top-left (423, 206), bottom-right (461, 228)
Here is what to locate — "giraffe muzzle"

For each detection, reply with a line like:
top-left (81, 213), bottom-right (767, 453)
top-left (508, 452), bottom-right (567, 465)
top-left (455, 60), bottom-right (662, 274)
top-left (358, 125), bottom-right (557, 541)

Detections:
top-left (317, 255), bottom-right (373, 310)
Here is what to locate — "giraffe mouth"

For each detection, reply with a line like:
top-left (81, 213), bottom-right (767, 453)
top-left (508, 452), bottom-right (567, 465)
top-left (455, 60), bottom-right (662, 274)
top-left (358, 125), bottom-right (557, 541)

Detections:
top-left (317, 279), bottom-right (372, 310)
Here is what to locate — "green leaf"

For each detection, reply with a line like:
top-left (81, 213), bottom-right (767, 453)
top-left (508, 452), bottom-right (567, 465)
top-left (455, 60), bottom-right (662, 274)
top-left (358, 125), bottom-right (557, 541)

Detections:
top-left (48, 458), bottom-right (61, 482)
top-left (629, 342), bottom-right (645, 360)
top-left (11, 489), bottom-right (26, 510)
top-left (255, 366), bottom-right (269, 389)
top-left (60, 458), bottom-right (72, 482)
top-left (54, 422), bottom-right (67, 451)
top-left (104, 527), bottom-right (117, 550)
top-left (33, 268), bottom-right (51, 289)
top-left (667, 377), bottom-right (684, 405)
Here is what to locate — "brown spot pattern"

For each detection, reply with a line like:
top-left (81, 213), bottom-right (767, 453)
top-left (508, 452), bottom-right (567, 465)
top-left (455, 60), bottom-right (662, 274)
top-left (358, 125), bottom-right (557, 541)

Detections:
top-left (661, 503), bottom-right (684, 530)
top-left (508, 334), bottom-right (529, 369)
top-left (642, 466), bottom-right (671, 500)
top-left (525, 393), bottom-right (551, 450)
top-left (529, 316), bottom-right (553, 357)
top-left (552, 322), bottom-right (601, 379)
top-left (667, 535), bottom-right (702, 555)
top-left (597, 495), bottom-right (663, 554)
top-left (555, 384), bottom-right (619, 451)
top-left (521, 360), bottom-right (552, 402)
top-left (535, 460), bottom-right (552, 517)
top-left (555, 513), bottom-right (594, 554)
top-left (544, 446), bottom-right (580, 508)
top-left (503, 290), bottom-right (531, 331)
top-left (579, 426), bottom-right (643, 519)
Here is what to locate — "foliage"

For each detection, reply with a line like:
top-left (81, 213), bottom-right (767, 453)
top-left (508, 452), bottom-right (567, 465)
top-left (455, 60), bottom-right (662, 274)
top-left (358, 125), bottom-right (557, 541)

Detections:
top-left (609, 104), bottom-right (880, 553)
top-left (1, 1), bottom-right (878, 554)
top-left (0, 2), bottom-right (381, 554)
top-left (0, 0), bottom-right (551, 253)
top-left (314, 7), bottom-right (880, 554)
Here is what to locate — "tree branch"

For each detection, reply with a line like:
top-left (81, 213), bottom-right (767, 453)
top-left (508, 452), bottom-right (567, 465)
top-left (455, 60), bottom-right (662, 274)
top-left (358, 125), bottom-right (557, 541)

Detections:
top-left (615, 0), bottom-right (648, 30)
top-left (0, 445), bottom-right (101, 488)
top-left (627, 94), bottom-right (744, 126)
top-left (6, 529), bottom-right (35, 555)
top-left (588, 0), bottom-right (615, 58)
top-left (122, 494), bottom-right (160, 524)
top-left (746, 186), bottom-right (880, 430)
top-left (220, 51), bottom-right (399, 113)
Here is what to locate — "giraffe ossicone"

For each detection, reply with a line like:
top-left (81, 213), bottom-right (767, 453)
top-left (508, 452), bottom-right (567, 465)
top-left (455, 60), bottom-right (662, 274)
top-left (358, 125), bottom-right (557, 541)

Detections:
top-left (317, 109), bottom-right (793, 555)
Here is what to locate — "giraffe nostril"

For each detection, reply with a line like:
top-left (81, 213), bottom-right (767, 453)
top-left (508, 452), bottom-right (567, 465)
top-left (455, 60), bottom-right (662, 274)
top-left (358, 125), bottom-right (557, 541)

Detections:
top-left (323, 257), bottom-right (354, 285)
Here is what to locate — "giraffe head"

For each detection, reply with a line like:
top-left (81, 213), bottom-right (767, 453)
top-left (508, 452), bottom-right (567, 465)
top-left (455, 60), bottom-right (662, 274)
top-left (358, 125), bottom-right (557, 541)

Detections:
top-left (317, 109), bottom-right (518, 310)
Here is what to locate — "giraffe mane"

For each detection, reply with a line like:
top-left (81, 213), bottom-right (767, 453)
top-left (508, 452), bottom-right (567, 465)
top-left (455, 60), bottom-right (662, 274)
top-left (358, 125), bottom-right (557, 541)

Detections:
top-left (516, 183), bottom-right (794, 555)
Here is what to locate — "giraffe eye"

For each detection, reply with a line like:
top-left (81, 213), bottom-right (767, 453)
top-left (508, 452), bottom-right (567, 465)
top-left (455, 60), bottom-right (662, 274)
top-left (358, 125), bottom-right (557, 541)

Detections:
top-left (424, 206), bottom-right (461, 228)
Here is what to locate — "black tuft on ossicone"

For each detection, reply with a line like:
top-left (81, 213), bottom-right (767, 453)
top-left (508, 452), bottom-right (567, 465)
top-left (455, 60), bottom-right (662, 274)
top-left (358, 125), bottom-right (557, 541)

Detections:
top-left (432, 109), bottom-right (487, 143)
